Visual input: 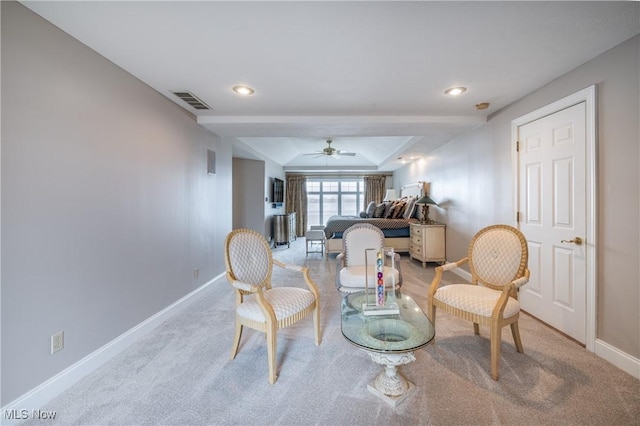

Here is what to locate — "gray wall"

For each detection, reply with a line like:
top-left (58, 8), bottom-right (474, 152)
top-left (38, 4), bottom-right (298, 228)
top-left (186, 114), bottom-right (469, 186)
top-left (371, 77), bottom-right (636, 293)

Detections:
top-left (1, 2), bottom-right (232, 405)
top-left (394, 35), bottom-right (640, 359)
top-left (232, 158), bottom-right (267, 235)
top-left (231, 157), bottom-right (285, 239)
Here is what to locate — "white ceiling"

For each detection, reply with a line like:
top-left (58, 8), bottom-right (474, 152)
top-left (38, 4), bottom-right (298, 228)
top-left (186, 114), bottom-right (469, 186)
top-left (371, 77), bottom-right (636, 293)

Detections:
top-left (22, 1), bottom-right (640, 172)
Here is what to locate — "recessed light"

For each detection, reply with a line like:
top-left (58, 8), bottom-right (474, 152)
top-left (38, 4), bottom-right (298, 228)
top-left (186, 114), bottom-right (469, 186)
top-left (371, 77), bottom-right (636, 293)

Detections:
top-left (232, 85), bottom-right (255, 95)
top-left (445, 86), bottom-right (467, 96)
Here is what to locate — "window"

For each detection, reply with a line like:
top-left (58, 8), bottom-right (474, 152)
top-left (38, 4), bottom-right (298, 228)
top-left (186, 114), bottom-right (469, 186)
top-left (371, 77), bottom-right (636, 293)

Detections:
top-left (307, 178), bottom-right (364, 226)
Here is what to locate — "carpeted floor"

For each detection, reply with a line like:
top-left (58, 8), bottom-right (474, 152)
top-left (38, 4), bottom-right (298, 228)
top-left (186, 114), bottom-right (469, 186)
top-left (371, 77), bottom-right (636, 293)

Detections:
top-left (24, 237), bottom-right (640, 425)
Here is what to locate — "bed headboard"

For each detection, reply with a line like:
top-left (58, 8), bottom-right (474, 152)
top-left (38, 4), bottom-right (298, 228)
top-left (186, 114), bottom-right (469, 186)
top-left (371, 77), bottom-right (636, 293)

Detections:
top-left (400, 181), bottom-right (425, 199)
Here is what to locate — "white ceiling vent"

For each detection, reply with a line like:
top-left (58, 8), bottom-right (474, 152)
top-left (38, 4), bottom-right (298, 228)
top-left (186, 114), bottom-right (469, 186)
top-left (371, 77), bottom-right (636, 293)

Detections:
top-left (171, 91), bottom-right (211, 110)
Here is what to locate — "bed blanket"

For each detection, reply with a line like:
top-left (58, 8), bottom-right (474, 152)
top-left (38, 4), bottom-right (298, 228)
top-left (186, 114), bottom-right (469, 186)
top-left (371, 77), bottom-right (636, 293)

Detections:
top-left (324, 215), bottom-right (418, 239)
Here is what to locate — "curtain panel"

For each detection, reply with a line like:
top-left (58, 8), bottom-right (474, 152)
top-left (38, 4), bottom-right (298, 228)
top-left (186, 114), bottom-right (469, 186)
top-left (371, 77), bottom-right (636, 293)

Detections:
top-left (286, 175), bottom-right (307, 237)
top-left (363, 175), bottom-right (386, 208)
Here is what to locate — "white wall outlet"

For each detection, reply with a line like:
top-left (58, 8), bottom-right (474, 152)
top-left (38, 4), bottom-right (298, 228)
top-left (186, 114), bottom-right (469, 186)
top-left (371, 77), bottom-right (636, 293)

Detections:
top-left (51, 331), bottom-right (64, 354)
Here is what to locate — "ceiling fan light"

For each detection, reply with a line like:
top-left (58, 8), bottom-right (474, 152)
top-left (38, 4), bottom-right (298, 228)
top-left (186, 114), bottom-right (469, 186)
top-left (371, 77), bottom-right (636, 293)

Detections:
top-left (232, 85), bottom-right (255, 95)
top-left (445, 86), bottom-right (467, 96)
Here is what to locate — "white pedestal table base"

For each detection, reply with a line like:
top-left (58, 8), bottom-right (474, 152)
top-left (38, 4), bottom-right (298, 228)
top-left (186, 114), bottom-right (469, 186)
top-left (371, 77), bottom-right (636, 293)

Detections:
top-left (365, 351), bottom-right (417, 407)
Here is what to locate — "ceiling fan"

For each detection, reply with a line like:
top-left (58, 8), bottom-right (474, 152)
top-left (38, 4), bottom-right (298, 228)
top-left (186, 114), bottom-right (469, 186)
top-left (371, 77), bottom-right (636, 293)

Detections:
top-left (303, 139), bottom-right (356, 159)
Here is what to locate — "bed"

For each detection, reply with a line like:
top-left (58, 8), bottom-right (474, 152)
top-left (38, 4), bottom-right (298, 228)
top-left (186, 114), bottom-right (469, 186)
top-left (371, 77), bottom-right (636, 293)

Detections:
top-left (324, 181), bottom-right (425, 256)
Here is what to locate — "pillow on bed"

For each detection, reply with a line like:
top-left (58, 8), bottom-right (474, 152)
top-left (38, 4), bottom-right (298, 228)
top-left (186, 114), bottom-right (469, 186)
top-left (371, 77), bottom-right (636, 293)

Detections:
top-left (403, 197), bottom-right (417, 219)
top-left (365, 201), bottom-right (377, 218)
top-left (392, 201), bottom-right (406, 218)
top-left (373, 203), bottom-right (386, 218)
top-left (385, 205), bottom-right (396, 218)
top-left (359, 211), bottom-right (368, 218)
top-left (382, 202), bottom-right (394, 218)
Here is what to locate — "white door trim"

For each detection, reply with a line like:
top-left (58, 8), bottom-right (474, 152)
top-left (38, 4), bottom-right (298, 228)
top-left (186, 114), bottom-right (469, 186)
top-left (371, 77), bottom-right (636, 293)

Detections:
top-left (511, 85), bottom-right (597, 352)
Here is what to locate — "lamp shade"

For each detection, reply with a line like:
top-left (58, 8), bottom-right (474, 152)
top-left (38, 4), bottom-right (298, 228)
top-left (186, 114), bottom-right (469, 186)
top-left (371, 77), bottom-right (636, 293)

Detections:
top-left (383, 189), bottom-right (398, 201)
top-left (416, 195), bottom-right (438, 206)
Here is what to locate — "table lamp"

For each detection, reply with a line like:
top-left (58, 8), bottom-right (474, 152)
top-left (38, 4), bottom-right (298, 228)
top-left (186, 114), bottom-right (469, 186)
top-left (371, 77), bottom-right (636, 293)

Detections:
top-left (416, 195), bottom-right (438, 224)
top-left (383, 189), bottom-right (398, 202)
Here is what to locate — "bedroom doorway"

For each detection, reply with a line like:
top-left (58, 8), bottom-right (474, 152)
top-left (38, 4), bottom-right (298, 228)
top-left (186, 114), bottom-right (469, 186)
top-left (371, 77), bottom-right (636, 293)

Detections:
top-left (512, 86), bottom-right (596, 350)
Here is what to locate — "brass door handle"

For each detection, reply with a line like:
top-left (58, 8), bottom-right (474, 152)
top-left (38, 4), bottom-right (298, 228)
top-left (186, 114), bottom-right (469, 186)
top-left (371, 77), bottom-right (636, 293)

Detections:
top-left (561, 237), bottom-right (583, 245)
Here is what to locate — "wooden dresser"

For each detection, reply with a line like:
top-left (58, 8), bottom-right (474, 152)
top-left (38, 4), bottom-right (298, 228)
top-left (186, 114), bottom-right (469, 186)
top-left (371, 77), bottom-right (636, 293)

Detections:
top-left (409, 222), bottom-right (446, 267)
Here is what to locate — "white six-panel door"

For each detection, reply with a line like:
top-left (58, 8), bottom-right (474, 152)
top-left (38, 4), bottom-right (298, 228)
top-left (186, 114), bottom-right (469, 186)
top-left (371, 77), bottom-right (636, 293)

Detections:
top-left (517, 102), bottom-right (587, 344)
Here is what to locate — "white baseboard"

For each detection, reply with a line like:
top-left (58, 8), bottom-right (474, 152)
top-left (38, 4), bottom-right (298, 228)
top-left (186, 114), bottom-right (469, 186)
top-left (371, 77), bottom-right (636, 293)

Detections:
top-left (595, 339), bottom-right (640, 379)
top-left (449, 266), bottom-right (640, 380)
top-left (1, 274), bottom-right (224, 425)
top-left (450, 266), bottom-right (472, 282)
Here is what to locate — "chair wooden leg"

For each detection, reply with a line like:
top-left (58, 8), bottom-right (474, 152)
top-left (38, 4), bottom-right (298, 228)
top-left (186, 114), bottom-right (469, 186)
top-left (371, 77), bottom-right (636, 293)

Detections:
top-left (473, 323), bottom-right (480, 335)
top-left (511, 321), bottom-right (524, 353)
top-left (230, 322), bottom-right (242, 360)
top-left (428, 302), bottom-right (436, 325)
top-left (490, 323), bottom-right (501, 381)
top-left (267, 328), bottom-right (277, 384)
top-left (313, 305), bottom-right (321, 346)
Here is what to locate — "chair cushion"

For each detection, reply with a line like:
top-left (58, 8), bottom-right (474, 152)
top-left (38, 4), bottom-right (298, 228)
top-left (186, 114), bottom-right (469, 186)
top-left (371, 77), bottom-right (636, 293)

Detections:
top-left (237, 287), bottom-right (315, 323)
top-left (471, 229), bottom-right (524, 286)
top-left (434, 284), bottom-right (520, 318)
top-left (306, 230), bottom-right (324, 241)
top-left (339, 265), bottom-right (400, 288)
top-left (343, 227), bottom-right (385, 266)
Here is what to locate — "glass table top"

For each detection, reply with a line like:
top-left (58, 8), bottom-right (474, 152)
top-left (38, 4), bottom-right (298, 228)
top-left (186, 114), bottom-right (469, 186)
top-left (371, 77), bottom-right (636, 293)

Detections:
top-left (340, 290), bottom-right (435, 353)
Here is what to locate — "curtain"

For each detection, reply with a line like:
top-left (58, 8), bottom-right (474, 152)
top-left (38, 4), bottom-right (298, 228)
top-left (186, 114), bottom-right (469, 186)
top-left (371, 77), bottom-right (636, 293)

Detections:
top-left (363, 175), bottom-right (386, 208)
top-left (286, 175), bottom-right (307, 237)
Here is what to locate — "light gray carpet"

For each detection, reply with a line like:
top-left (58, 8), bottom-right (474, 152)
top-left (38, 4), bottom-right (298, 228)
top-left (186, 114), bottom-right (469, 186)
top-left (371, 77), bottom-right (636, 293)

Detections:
top-left (24, 237), bottom-right (639, 425)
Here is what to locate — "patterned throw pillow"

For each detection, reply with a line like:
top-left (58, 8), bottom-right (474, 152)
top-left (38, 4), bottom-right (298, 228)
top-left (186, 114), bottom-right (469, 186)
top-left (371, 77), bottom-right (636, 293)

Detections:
top-left (392, 201), bottom-right (406, 218)
top-left (382, 202), bottom-right (394, 218)
top-left (403, 197), bottom-right (417, 219)
top-left (373, 203), bottom-right (386, 218)
top-left (385, 205), bottom-right (396, 218)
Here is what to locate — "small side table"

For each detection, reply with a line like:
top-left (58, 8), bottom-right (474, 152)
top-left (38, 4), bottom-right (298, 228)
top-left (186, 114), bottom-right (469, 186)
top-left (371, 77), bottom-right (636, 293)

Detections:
top-left (409, 222), bottom-right (446, 267)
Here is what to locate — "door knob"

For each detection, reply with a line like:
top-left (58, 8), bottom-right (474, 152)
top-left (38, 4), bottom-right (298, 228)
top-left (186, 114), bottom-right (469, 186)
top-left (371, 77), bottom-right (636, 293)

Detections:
top-left (561, 237), bottom-right (583, 245)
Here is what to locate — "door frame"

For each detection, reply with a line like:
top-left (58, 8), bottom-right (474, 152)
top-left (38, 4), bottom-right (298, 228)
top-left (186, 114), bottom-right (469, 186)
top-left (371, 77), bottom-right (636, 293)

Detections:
top-left (511, 85), bottom-right (597, 352)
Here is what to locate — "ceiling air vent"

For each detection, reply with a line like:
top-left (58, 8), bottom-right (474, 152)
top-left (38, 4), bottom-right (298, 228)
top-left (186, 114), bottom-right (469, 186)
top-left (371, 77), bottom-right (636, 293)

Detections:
top-left (171, 91), bottom-right (211, 110)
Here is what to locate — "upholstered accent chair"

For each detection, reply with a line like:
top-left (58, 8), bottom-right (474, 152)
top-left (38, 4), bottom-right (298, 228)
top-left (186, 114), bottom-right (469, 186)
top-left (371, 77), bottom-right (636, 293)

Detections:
top-left (335, 223), bottom-right (402, 293)
top-left (427, 224), bottom-right (530, 380)
top-left (224, 228), bottom-right (321, 384)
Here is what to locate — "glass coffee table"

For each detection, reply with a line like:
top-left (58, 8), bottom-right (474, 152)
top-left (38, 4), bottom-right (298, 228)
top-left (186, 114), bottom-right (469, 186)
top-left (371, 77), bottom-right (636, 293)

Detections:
top-left (341, 290), bottom-right (435, 407)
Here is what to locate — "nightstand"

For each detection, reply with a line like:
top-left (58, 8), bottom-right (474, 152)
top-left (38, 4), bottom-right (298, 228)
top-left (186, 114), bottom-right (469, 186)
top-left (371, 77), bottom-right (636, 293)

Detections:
top-left (409, 222), bottom-right (446, 268)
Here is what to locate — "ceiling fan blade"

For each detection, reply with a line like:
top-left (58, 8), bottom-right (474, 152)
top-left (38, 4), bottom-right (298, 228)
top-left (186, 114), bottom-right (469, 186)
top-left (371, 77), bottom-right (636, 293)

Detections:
top-left (303, 140), bottom-right (358, 160)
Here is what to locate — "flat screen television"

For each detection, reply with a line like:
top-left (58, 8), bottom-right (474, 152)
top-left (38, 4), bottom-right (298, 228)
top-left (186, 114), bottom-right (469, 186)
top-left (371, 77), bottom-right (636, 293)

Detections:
top-left (272, 178), bottom-right (284, 208)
